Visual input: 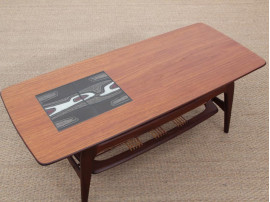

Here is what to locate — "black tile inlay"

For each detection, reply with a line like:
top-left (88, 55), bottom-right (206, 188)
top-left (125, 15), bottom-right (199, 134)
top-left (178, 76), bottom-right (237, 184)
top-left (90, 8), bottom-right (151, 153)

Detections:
top-left (36, 71), bottom-right (132, 131)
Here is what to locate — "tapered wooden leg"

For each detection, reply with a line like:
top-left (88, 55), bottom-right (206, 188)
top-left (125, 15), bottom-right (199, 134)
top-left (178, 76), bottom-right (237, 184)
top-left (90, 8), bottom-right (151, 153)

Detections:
top-left (224, 82), bottom-right (234, 133)
top-left (80, 148), bottom-right (96, 202)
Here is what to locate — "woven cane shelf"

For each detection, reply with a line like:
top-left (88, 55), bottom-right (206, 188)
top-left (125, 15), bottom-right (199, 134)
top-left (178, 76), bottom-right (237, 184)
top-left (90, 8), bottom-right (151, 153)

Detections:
top-left (68, 100), bottom-right (218, 176)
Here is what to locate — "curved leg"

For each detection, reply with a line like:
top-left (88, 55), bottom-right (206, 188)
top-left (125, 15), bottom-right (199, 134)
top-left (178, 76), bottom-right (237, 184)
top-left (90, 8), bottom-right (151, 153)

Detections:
top-left (224, 82), bottom-right (234, 133)
top-left (80, 148), bottom-right (96, 202)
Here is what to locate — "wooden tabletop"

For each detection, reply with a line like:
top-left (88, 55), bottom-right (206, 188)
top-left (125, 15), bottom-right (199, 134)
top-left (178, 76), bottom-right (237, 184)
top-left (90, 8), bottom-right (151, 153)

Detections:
top-left (1, 23), bottom-right (265, 165)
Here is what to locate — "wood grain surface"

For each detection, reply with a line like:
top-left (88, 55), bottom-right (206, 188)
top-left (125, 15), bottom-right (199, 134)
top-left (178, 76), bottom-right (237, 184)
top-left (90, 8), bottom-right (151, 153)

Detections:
top-left (0, 23), bottom-right (265, 165)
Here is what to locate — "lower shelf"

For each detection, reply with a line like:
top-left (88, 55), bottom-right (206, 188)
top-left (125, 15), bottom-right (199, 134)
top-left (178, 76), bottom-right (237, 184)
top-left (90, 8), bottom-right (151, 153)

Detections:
top-left (68, 100), bottom-right (218, 176)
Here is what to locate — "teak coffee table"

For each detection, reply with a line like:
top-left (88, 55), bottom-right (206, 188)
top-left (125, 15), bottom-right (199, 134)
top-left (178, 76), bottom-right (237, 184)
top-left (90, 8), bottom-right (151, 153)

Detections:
top-left (1, 23), bottom-right (265, 201)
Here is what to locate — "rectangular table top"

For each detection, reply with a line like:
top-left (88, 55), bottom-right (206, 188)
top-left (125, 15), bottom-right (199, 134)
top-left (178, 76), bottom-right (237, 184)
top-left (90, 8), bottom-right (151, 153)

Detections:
top-left (1, 23), bottom-right (265, 165)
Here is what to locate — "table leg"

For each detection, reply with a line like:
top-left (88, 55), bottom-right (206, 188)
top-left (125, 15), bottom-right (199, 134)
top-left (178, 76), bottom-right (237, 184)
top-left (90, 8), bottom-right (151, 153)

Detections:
top-left (80, 148), bottom-right (96, 202)
top-left (224, 82), bottom-right (234, 133)
top-left (212, 82), bottom-right (234, 133)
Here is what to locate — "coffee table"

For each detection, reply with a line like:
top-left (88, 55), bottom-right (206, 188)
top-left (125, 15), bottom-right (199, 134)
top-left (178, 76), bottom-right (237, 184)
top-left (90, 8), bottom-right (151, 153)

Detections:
top-left (1, 23), bottom-right (265, 202)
